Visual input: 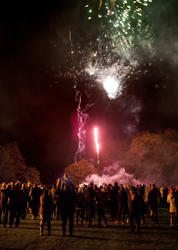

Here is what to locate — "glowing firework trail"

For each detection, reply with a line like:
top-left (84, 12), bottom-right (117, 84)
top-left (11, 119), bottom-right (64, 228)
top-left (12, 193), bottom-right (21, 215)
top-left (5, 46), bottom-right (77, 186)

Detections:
top-left (94, 127), bottom-right (100, 165)
top-left (74, 93), bottom-right (89, 162)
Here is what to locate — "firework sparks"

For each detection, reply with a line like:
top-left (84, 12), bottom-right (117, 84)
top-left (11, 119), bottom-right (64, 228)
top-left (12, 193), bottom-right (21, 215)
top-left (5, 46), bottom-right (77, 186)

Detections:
top-left (103, 75), bottom-right (119, 99)
top-left (82, 0), bottom-right (153, 98)
top-left (85, 61), bottom-right (132, 99)
top-left (74, 91), bottom-right (89, 162)
top-left (85, 0), bottom-right (153, 55)
top-left (64, 0), bottom-right (154, 159)
top-left (94, 126), bottom-right (100, 165)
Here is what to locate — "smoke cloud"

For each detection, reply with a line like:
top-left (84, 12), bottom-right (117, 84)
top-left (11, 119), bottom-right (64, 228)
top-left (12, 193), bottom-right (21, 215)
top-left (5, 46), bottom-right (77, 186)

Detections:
top-left (85, 162), bottom-right (140, 186)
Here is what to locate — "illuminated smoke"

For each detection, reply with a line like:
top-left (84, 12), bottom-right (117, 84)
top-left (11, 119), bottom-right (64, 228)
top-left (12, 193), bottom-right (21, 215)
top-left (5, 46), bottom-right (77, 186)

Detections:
top-left (85, 61), bottom-right (132, 99)
top-left (123, 99), bottom-right (142, 135)
top-left (85, 162), bottom-right (140, 186)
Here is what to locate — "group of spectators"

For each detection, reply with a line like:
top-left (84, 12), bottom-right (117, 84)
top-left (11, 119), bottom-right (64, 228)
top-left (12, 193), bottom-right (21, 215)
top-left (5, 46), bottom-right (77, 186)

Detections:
top-left (0, 174), bottom-right (178, 236)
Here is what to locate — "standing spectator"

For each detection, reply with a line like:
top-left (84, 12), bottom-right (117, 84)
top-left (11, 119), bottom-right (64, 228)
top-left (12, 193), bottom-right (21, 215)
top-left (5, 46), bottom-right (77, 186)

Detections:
top-left (13, 182), bottom-right (23, 228)
top-left (21, 183), bottom-right (29, 220)
top-left (143, 186), bottom-right (151, 215)
top-left (50, 184), bottom-right (57, 220)
top-left (40, 188), bottom-right (54, 236)
top-left (0, 183), bottom-right (10, 227)
top-left (160, 187), bottom-right (164, 208)
top-left (54, 182), bottom-right (61, 220)
top-left (175, 186), bottom-right (178, 227)
top-left (95, 187), bottom-right (107, 228)
top-left (137, 187), bottom-right (146, 225)
top-left (148, 184), bottom-right (160, 224)
top-left (127, 187), bottom-right (141, 233)
top-left (163, 187), bottom-right (168, 208)
top-left (8, 182), bottom-right (16, 228)
top-left (75, 187), bottom-right (85, 226)
top-left (59, 173), bottom-right (73, 192)
top-left (84, 183), bottom-right (96, 227)
top-left (167, 187), bottom-right (177, 228)
top-left (115, 185), bottom-right (128, 225)
top-left (29, 184), bottom-right (42, 220)
top-left (60, 182), bottom-right (76, 236)
top-left (107, 184), bottom-right (116, 221)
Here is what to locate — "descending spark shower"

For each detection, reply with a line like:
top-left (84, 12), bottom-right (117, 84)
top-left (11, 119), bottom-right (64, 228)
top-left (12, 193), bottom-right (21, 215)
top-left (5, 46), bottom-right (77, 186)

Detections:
top-left (85, 0), bottom-right (153, 98)
top-left (72, 0), bottom-right (153, 160)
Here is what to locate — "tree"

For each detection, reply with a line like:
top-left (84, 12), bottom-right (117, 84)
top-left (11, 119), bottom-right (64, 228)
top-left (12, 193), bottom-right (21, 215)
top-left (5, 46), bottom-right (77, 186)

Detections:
top-left (0, 142), bottom-right (41, 183)
top-left (123, 130), bottom-right (178, 186)
top-left (65, 159), bottom-right (95, 185)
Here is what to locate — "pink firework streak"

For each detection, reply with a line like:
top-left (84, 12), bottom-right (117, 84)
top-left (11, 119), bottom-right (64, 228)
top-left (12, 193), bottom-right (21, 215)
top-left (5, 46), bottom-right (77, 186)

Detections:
top-left (94, 127), bottom-right (100, 165)
top-left (74, 95), bottom-right (88, 162)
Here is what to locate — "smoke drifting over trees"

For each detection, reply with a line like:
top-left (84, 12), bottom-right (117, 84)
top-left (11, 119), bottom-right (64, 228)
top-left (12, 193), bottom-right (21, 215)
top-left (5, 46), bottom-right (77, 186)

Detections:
top-left (123, 129), bottom-right (178, 186)
top-left (85, 129), bottom-right (178, 187)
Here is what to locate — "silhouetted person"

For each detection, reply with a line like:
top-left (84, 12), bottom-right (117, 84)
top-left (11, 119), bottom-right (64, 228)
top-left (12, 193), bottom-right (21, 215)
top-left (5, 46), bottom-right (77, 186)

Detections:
top-left (0, 183), bottom-right (10, 227)
top-left (167, 187), bottom-right (177, 228)
top-left (128, 187), bottom-right (141, 233)
top-left (60, 176), bottom-right (76, 236)
top-left (75, 187), bottom-right (85, 226)
top-left (148, 184), bottom-right (160, 224)
top-left (21, 183), bottom-right (29, 220)
top-left (107, 184), bottom-right (117, 221)
top-left (54, 184), bottom-right (60, 220)
top-left (115, 185), bottom-right (128, 225)
top-left (40, 188), bottom-right (54, 236)
top-left (29, 184), bottom-right (42, 220)
top-left (95, 187), bottom-right (107, 228)
top-left (8, 182), bottom-right (16, 227)
top-left (137, 186), bottom-right (146, 224)
top-left (13, 182), bottom-right (23, 227)
top-left (84, 183), bottom-right (95, 227)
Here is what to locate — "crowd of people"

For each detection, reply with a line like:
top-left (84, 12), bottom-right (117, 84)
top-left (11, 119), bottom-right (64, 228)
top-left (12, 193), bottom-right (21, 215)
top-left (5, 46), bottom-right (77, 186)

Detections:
top-left (0, 173), bottom-right (178, 236)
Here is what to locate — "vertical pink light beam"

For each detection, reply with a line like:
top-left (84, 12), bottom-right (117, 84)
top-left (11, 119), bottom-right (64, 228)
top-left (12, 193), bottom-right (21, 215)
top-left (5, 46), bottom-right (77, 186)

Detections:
top-left (94, 127), bottom-right (100, 165)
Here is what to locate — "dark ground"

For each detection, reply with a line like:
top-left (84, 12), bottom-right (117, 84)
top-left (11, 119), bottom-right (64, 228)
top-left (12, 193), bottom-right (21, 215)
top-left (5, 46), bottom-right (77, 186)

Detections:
top-left (0, 208), bottom-right (178, 250)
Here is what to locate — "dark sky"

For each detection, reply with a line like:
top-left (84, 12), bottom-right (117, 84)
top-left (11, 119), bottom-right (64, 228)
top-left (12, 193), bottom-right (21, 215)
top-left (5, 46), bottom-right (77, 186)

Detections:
top-left (0, 0), bottom-right (178, 183)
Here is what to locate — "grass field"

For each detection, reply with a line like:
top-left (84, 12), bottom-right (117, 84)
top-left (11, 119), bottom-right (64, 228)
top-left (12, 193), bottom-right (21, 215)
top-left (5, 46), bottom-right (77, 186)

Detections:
top-left (0, 209), bottom-right (178, 250)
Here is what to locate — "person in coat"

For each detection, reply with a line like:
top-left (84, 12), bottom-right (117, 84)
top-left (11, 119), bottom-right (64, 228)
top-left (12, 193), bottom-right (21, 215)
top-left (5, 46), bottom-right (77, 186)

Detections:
top-left (127, 187), bottom-right (141, 233)
top-left (60, 180), bottom-right (76, 236)
top-left (40, 187), bottom-right (54, 236)
top-left (148, 184), bottom-right (160, 224)
top-left (0, 183), bottom-right (10, 227)
top-left (167, 187), bottom-right (177, 228)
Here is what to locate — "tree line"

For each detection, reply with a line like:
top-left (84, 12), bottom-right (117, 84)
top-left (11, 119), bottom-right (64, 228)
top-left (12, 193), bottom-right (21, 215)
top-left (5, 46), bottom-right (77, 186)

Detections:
top-left (1, 129), bottom-right (178, 185)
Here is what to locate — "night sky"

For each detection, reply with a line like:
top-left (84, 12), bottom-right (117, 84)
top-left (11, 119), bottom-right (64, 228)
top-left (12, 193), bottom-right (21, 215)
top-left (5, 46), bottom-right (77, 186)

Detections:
top-left (0, 0), bottom-right (178, 183)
